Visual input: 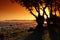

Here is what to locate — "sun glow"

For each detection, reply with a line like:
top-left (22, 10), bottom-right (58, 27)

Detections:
top-left (56, 11), bottom-right (60, 17)
top-left (33, 6), bottom-right (60, 20)
top-left (45, 7), bottom-right (50, 18)
top-left (0, 0), bottom-right (60, 21)
top-left (52, 11), bottom-right (55, 15)
top-left (40, 7), bottom-right (50, 19)
top-left (44, 14), bottom-right (47, 19)
top-left (40, 9), bottom-right (43, 16)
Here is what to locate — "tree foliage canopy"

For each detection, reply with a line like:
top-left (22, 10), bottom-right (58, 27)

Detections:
top-left (12, 0), bottom-right (60, 17)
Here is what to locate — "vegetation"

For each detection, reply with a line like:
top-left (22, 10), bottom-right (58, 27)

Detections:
top-left (10, 0), bottom-right (60, 40)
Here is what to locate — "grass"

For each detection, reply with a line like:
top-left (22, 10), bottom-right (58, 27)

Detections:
top-left (0, 27), bottom-right (51, 40)
top-left (0, 28), bottom-right (31, 40)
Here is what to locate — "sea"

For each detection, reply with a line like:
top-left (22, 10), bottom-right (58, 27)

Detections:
top-left (0, 20), bottom-right (37, 30)
top-left (0, 20), bottom-right (60, 40)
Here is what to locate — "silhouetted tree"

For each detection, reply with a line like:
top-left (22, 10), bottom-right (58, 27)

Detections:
top-left (13, 0), bottom-right (45, 31)
top-left (57, 0), bottom-right (60, 14)
top-left (11, 0), bottom-right (60, 40)
top-left (45, 0), bottom-right (60, 40)
top-left (11, 0), bottom-right (47, 40)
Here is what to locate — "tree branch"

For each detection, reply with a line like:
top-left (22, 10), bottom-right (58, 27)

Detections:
top-left (28, 9), bottom-right (37, 18)
top-left (34, 6), bottom-right (41, 17)
top-left (43, 5), bottom-right (48, 17)
top-left (37, 5), bottom-right (41, 17)
top-left (35, 7), bottom-right (39, 13)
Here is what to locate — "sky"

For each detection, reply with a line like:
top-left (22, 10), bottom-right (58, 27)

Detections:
top-left (0, 0), bottom-right (35, 21)
top-left (0, 0), bottom-right (60, 21)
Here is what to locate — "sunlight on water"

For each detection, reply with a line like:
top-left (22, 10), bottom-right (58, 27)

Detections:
top-left (0, 21), bottom-right (37, 30)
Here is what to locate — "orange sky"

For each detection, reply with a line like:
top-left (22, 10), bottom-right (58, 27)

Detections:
top-left (0, 0), bottom-right (60, 21)
top-left (0, 0), bottom-right (35, 21)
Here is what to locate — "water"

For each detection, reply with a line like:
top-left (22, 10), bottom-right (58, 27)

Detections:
top-left (0, 20), bottom-right (37, 30)
top-left (0, 20), bottom-right (37, 40)
top-left (0, 20), bottom-right (51, 40)
top-left (0, 20), bottom-right (59, 40)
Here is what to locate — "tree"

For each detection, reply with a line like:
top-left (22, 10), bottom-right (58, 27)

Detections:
top-left (11, 0), bottom-right (59, 31)
top-left (13, 0), bottom-right (46, 30)
top-left (11, 0), bottom-right (60, 40)
top-left (57, 0), bottom-right (60, 14)
top-left (15, 0), bottom-right (41, 21)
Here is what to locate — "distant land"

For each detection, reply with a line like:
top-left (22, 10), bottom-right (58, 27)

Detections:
top-left (4, 20), bottom-right (35, 21)
top-left (0, 17), bottom-right (60, 25)
top-left (0, 20), bottom-right (35, 22)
